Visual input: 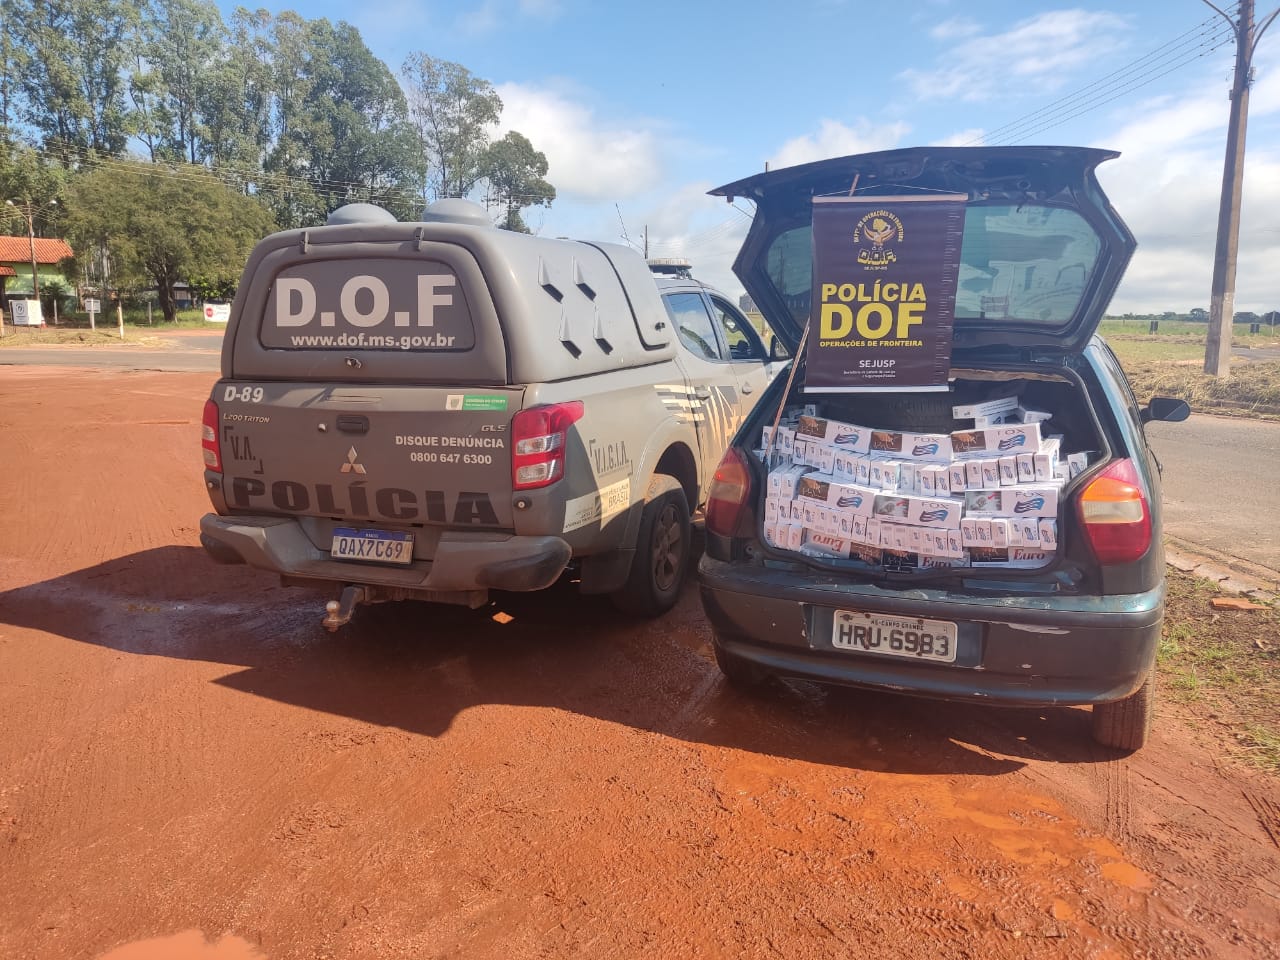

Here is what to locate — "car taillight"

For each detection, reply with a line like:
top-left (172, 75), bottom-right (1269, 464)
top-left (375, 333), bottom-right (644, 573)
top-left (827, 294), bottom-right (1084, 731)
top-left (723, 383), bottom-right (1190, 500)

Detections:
top-left (201, 399), bottom-right (222, 473)
top-left (511, 401), bottom-right (584, 490)
top-left (706, 447), bottom-right (752, 538)
top-left (1076, 457), bottom-right (1151, 565)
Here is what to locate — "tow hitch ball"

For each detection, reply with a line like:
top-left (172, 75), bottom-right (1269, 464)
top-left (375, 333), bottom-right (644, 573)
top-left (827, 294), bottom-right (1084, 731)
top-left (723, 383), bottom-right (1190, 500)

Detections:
top-left (322, 584), bottom-right (370, 632)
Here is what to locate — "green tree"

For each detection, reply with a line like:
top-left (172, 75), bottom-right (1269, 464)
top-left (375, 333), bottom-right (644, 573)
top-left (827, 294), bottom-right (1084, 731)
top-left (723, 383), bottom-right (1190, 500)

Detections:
top-left (6, 0), bottom-right (139, 158)
top-left (63, 160), bottom-right (275, 322)
top-left (400, 53), bottom-right (502, 201)
top-left (199, 6), bottom-right (273, 173)
top-left (483, 131), bottom-right (555, 233)
top-left (130, 0), bottom-right (226, 164)
top-left (268, 17), bottom-right (421, 223)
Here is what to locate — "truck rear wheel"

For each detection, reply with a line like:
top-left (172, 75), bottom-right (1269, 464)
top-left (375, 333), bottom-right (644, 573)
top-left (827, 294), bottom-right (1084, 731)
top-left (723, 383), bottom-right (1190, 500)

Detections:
top-left (1091, 673), bottom-right (1155, 753)
top-left (610, 474), bottom-right (690, 617)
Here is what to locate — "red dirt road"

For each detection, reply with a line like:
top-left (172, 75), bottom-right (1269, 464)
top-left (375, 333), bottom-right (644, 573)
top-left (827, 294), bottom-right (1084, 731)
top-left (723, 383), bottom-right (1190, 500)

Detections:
top-left (1, 368), bottom-right (1277, 960)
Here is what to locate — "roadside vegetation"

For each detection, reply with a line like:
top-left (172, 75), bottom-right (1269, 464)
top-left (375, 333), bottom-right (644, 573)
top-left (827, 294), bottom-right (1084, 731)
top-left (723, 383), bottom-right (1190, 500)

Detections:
top-left (1102, 317), bottom-right (1280, 418)
top-left (1159, 570), bottom-right (1280, 774)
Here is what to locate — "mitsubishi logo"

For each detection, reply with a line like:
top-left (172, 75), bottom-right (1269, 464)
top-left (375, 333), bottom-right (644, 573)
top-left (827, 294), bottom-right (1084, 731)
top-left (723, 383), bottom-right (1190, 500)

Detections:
top-left (340, 447), bottom-right (367, 474)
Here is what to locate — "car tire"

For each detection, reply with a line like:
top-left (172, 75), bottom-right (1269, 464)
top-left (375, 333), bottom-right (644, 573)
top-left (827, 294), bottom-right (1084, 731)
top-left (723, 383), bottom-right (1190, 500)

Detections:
top-left (1091, 673), bottom-right (1155, 752)
top-left (712, 639), bottom-right (772, 691)
top-left (610, 474), bottom-right (690, 618)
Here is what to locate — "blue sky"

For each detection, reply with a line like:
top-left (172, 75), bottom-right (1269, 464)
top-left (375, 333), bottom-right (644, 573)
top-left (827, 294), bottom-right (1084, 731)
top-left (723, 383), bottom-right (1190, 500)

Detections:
top-left (220, 0), bottom-right (1280, 314)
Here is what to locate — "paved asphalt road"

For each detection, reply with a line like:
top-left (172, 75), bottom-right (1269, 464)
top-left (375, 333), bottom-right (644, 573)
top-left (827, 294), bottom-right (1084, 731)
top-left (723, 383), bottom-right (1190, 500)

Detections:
top-left (3, 331), bottom-right (1276, 574)
top-left (1146, 413), bottom-right (1280, 575)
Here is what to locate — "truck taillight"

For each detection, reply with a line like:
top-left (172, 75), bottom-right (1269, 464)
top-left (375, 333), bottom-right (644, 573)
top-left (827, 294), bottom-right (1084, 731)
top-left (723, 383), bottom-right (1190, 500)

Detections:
top-left (706, 448), bottom-right (752, 538)
top-left (201, 399), bottom-right (222, 473)
top-left (511, 401), bottom-right (584, 490)
top-left (1076, 457), bottom-right (1151, 564)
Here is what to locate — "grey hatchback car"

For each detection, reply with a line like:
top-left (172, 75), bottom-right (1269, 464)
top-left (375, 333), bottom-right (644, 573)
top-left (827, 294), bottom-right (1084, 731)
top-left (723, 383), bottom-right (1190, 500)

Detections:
top-left (698, 146), bottom-right (1189, 752)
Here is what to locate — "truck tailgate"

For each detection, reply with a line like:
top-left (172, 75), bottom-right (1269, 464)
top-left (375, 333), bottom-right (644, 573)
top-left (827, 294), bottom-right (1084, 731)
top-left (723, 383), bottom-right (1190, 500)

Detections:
top-left (214, 382), bottom-right (523, 528)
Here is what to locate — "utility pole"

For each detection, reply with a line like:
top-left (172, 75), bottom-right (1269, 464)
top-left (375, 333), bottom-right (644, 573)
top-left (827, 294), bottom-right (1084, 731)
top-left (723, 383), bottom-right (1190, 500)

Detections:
top-left (4, 197), bottom-right (57, 305)
top-left (1202, 0), bottom-right (1279, 377)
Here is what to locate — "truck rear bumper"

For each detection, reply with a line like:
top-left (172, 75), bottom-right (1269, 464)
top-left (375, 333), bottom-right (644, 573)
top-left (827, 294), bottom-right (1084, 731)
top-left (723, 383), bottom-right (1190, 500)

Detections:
top-left (200, 513), bottom-right (571, 593)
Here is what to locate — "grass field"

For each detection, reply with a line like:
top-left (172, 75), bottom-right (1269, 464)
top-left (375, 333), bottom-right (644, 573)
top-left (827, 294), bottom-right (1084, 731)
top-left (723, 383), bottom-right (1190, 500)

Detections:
top-left (1160, 571), bottom-right (1280, 774)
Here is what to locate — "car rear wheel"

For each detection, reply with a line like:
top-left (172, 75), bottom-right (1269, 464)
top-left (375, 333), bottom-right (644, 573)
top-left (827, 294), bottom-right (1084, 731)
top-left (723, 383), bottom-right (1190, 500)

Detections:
top-left (712, 639), bottom-right (772, 691)
top-left (1091, 673), bottom-right (1155, 752)
top-left (610, 474), bottom-right (690, 617)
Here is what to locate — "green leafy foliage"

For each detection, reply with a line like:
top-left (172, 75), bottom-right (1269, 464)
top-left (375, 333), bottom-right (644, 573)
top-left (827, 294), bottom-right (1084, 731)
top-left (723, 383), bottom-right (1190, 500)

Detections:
top-left (63, 160), bottom-right (275, 321)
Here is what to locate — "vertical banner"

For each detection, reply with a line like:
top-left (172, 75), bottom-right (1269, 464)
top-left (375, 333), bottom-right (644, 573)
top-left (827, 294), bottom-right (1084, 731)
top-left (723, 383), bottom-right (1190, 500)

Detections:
top-left (805, 193), bottom-right (967, 392)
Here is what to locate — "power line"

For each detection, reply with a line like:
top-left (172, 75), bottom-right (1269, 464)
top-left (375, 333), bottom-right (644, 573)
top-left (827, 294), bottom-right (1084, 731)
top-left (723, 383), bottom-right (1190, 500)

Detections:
top-left (971, 14), bottom-right (1236, 145)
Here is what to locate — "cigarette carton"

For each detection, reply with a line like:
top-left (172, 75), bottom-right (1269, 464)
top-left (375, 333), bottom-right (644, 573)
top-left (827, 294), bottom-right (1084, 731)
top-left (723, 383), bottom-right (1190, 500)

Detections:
top-left (854, 455), bottom-right (872, 486)
top-left (900, 431), bottom-right (954, 463)
top-left (974, 410), bottom-right (1018, 427)
top-left (990, 518), bottom-right (1010, 548)
top-left (760, 425), bottom-right (775, 453)
top-left (949, 463), bottom-right (969, 492)
top-left (965, 460), bottom-right (984, 489)
top-left (1016, 453), bottom-right (1036, 483)
top-left (960, 517), bottom-right (982, 546)
top-left (952, 396), bottom-right (1018, 420)
top-left (906, 495), bottom-right (964, 529)
top-left (1009, 517), bottom-right (1041, 547)
top-left (963, 489), bottom-right (1003, 515)
top-left (1004, 484), bottom-right (1059, 518)
top-left (870, 460), bottom-right (903, 491)
top-left (762, 521), bottom-right (783, 548)
top-left (1038, 519), bottom-right (1058, 549)
top-left (933, 465), bottom-right (951, 496)
top-left (801, 531), bottom-right (853, 559)
top-left (1016, 406), bottom-right (1053, 424)
top-left (1033, 452), bottom-right (1054, 482)
top-left (815, 443), bottom-right (835, 475)
top-left (791, 437), bottom-right (809, 467)
top-left (765, 496), bottom-right (781, 524)
top-left (873, 494), bottom-right (910, 520)
top-left (980, 458), bottom-right (1002, 488)
top-left (987, 423), bottom-right (1041, 456)
top-left (918, 465), bottom-right (935, 495)
top-left (778, 426), bottom-right (795, 460)
top-left (921, 554), bottom-right (969, 569)
top-left (865, 517), bottom-right (883, 546)
top-left (1066, 452), bottom-right (1089, 478)
top-left (869, 429), bottom-right (904, 456)
top-left (795, 472), bottom-right (834, 504)
top-left (795, 415), bottom-right (872, 455)
top-left (785, 523), bottom-right (805, 552)
top-left (998, 456), bottom-right (1019, 486)
top-left (894, 462), bottom-right (914, 495)
top-left (950, 429), bottom-right (989, 458)
top-left (850, 543), bottom-right (883, 565)
top-left (851, 515), bottom-right (870, 543)
top-left (832, 449), bottom-right (859, 483)
top-left (946, 529), bottom-right (965, 557)
top-left (835, 511), bottom-right (857, 540)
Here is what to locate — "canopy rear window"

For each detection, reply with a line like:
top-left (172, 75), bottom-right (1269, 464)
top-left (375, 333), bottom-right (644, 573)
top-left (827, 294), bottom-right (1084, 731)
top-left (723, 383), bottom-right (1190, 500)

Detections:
top-left (763, 204), bottom-right (1103, 333)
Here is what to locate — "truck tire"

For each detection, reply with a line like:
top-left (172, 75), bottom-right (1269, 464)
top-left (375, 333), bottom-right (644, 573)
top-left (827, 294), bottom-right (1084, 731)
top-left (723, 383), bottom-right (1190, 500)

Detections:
top-left (610, 474), bottom-right (690, 617)
top-left (1091, 673), bottom-right (1155, 753)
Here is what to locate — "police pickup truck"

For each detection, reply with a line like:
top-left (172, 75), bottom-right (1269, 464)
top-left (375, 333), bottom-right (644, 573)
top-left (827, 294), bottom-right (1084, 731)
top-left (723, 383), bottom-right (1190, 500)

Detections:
top-left (199, 199), bottom-right (783, 628)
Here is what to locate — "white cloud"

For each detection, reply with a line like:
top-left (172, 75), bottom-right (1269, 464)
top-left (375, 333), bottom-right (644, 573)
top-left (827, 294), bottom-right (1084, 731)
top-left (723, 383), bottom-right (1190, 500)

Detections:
top-left (902, 10), bottom-right (1130, 103)
top-left (769, 119), bottom-right (909, 170)
top-left (932, 127), bottom-right (985, 146)
top-left (494, 83), bottom-right (666, 203)
top-left (930, 16), bottom-right (982, 41)
top-left (1097, 58), bottom-right (1280, 314)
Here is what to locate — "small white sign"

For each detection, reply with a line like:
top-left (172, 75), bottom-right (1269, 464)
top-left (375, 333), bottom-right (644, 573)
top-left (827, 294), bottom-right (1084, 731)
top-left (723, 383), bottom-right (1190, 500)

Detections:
top-left (83, 298), bottom-right (101, 313)
top-left (203, 303), bottom-right (231, 323)
top-left (11, 299), bottom-right (43, 326)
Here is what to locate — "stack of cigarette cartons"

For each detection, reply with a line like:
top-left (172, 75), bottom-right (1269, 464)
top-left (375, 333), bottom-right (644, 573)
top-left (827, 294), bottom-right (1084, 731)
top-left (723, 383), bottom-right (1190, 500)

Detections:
top-left (757, 397), bottom-right (1093, 570)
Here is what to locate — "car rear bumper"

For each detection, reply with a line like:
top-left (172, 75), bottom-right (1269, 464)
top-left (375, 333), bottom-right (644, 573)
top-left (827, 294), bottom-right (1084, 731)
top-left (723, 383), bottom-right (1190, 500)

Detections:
top-left (699, 557), bottom-right (1163, 707)
top-left (201, 513), bottom-right (571, 594)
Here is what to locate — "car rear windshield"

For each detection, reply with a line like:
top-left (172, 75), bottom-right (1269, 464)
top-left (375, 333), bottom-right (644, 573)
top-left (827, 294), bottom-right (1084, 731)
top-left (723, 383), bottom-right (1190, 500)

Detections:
top-left (764, 203), bottom-right (1102, 330)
